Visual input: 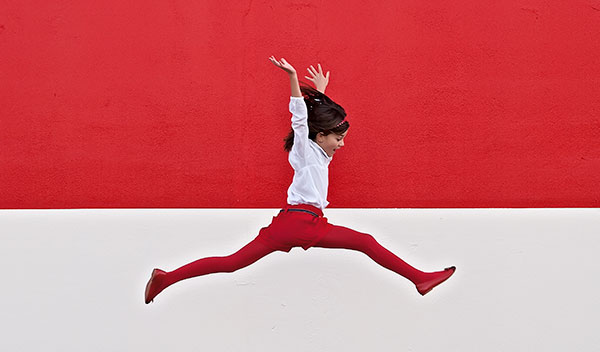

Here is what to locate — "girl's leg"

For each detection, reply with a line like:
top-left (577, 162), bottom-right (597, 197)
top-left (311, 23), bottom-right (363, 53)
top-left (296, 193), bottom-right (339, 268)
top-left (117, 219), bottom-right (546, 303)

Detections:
top-left (145, 237), bottom-right (275, 303)
top-left (312, 224), bottom-right (454, 294)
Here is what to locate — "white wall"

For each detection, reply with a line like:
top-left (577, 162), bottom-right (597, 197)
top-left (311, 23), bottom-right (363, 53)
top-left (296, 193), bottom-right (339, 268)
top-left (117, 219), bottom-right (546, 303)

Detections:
top-left (1, 208), bottom-right (599, 351)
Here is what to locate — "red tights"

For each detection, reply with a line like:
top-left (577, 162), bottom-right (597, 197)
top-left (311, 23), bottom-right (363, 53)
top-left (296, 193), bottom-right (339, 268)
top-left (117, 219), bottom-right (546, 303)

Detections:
top-left (162, 224), bottom-right (438, 290)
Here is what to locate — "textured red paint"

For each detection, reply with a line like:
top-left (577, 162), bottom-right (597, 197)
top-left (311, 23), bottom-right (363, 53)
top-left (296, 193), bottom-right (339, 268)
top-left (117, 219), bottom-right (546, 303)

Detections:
top-left (1, 1), bottom-right (599, 208)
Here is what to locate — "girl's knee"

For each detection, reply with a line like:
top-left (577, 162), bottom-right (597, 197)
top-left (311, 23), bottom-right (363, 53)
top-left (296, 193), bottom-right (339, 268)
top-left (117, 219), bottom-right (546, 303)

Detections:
top-left (222, 253), bottom-right (251, 273)
top-left (359, 233), bottom-right (377, 247)
top-left (345, 232), bottom-right (377, 252)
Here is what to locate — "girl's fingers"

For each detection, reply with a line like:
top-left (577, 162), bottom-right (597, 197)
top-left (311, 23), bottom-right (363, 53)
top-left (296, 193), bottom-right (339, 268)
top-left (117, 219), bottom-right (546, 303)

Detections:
top-left (307, 64), bottom-right (329, 78)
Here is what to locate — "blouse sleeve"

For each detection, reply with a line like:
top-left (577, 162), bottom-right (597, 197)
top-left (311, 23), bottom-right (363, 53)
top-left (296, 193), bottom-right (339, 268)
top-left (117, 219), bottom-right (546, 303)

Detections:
top-left (289, 96), bottom-right (310, 163)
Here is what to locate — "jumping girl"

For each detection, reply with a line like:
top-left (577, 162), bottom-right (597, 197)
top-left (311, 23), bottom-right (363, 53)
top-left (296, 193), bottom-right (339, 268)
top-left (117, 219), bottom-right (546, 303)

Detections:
top-left (144, 56), bottom-right (456, 304)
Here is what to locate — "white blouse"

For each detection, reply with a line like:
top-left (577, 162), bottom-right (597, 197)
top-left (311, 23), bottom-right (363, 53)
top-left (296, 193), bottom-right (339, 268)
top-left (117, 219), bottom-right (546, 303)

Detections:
top-left (286, 96), bottom-right (332, 210)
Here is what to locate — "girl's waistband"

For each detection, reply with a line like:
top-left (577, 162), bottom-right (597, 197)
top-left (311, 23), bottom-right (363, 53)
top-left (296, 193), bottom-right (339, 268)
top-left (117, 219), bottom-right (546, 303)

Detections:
top-left (281, 204), bottom-right (324, 217)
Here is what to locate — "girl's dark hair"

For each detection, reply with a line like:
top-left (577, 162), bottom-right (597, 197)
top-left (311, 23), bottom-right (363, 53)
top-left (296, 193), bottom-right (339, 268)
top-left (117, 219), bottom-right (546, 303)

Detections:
top-left (283, 83), bottom-right (349, 152)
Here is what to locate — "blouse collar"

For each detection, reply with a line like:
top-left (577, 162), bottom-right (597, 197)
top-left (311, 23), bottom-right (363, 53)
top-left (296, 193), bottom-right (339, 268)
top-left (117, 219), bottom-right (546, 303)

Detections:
top-left (309, 140), bottom-right (332, 162)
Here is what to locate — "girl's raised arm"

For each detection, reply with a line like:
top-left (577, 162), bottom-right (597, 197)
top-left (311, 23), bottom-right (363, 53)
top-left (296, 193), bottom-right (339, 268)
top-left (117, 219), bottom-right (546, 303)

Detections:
top-left (269, 56), bottom-right (302, 97)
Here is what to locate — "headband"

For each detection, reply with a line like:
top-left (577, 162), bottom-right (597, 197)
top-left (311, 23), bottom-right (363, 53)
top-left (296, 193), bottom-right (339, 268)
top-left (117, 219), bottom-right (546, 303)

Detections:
top-left (335, 119), bottom-right (347, 128)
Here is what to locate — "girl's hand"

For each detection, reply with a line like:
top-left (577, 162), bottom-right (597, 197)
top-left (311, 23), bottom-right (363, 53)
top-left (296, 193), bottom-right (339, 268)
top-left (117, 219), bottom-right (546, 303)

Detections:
top-left (269, 56), bottom-right (297, 75)
top-left (305, 63), bottom-right (330, 94)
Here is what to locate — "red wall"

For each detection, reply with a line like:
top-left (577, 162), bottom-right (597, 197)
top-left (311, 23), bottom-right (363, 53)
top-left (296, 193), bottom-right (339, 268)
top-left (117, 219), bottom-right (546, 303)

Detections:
top-left (1, 1), bottom-right (599, 208)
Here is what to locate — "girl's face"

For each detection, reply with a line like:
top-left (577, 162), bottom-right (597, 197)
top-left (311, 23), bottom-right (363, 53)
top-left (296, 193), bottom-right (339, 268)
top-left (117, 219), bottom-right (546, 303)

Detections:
top-left (316, 130), bottom-right (348, 157)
